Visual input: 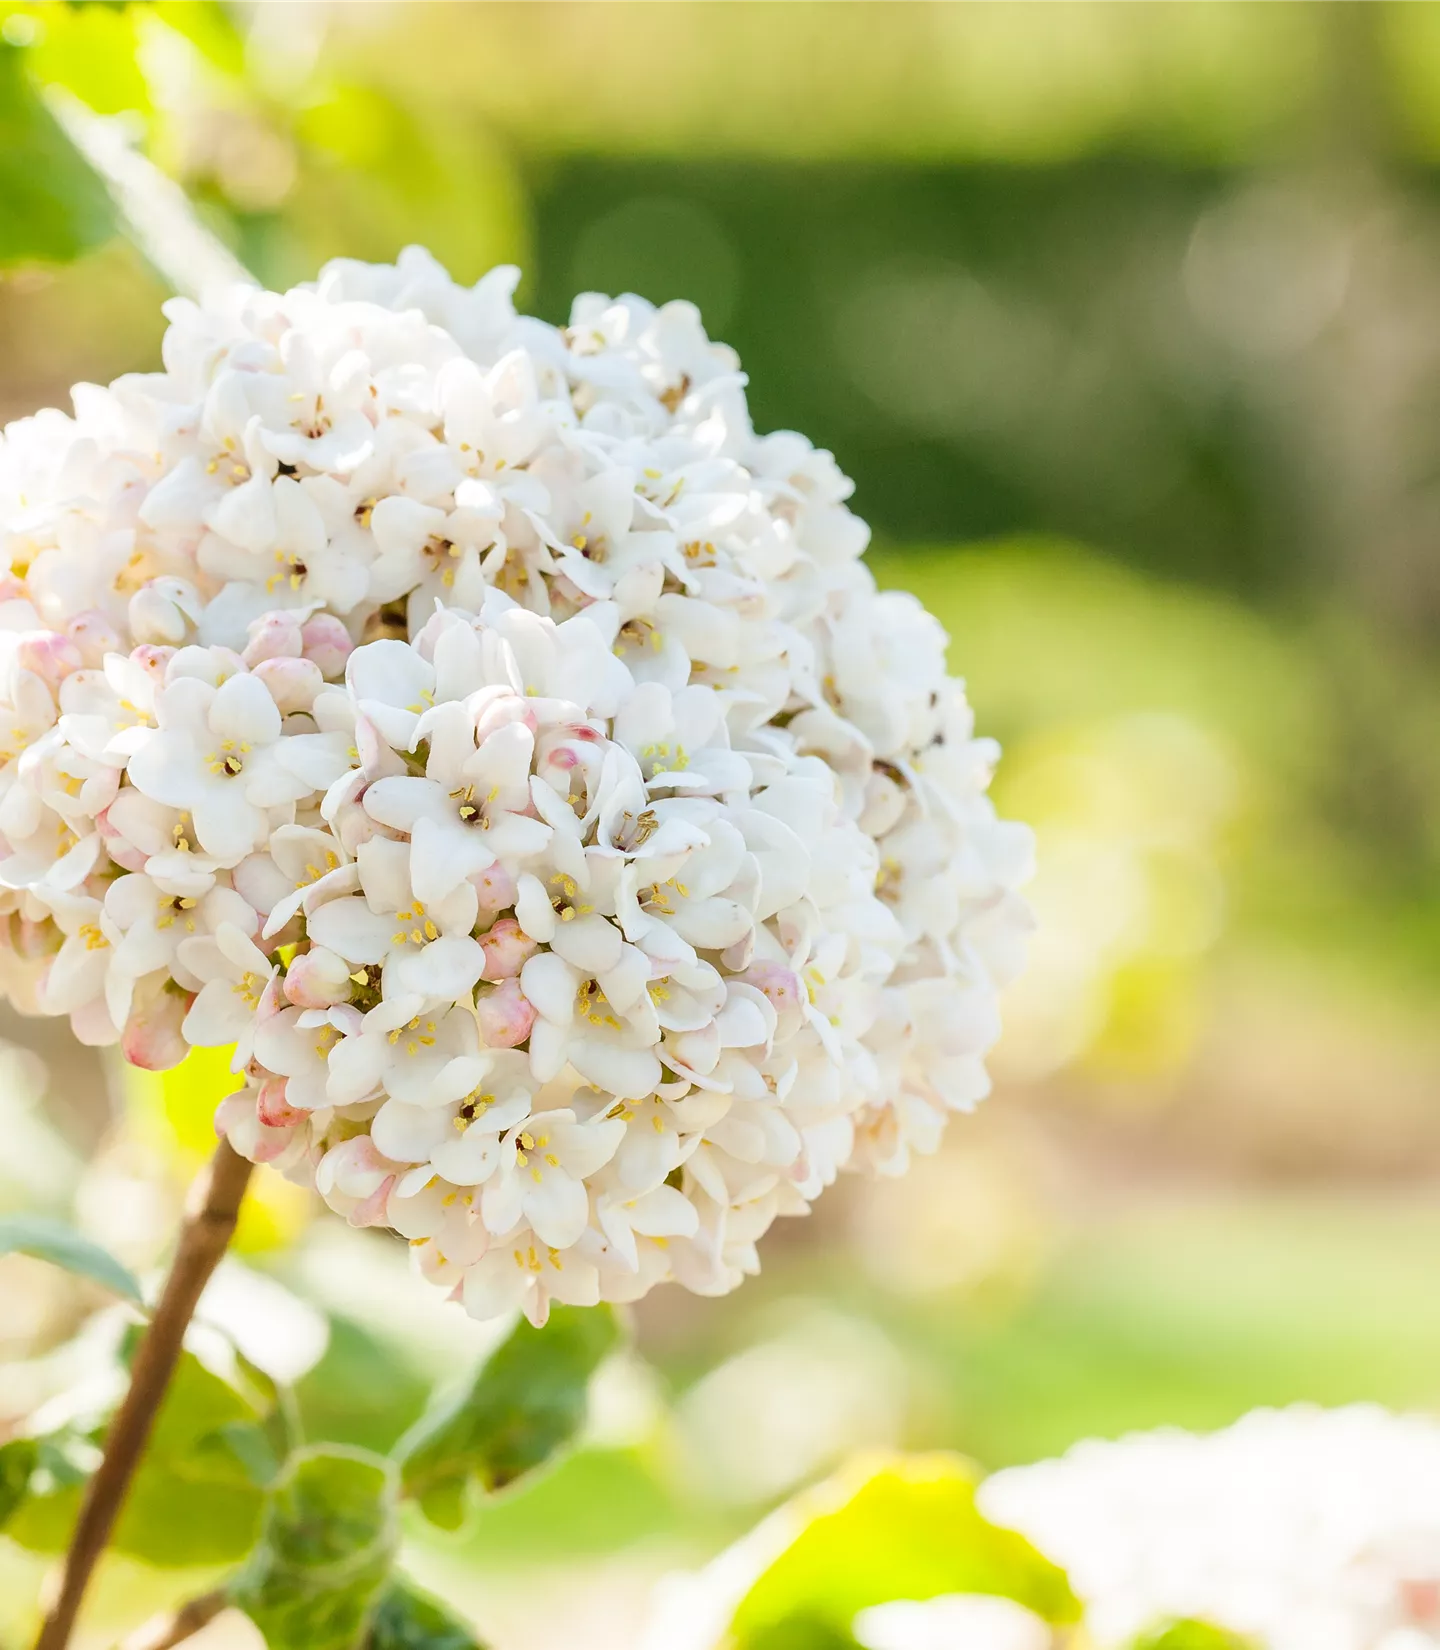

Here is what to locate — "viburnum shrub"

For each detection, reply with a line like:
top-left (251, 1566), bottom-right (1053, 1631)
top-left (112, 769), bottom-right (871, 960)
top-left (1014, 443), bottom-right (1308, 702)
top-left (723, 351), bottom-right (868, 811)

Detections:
top-left (0, 249), bottom-right (1032, 1647)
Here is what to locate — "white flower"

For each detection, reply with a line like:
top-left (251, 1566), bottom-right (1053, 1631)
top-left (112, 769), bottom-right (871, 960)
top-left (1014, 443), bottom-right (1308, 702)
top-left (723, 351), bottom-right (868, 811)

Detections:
top-left (126, 667), bottom-right (312, 863)
top-left (0, 249), bottom-right (1033, 1322)
top-left (480, 1107), bottom-right (625, 1250)
top-left (177, 920), bottom-right (277, 1066)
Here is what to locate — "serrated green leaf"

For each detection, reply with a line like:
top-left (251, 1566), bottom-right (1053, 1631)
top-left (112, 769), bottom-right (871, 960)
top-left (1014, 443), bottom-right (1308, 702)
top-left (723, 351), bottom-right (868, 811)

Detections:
top-left (396, 1306), bottom-right (621, 1530)
top-left (1132, 1622), bottom-right (1261, 1650)
top-left (0, 40), bottom-right (116, 264)
top-left (230, 1445), bottom-right (399, 1650)
top-left (4, 1347), bottom-right (271, 1566)
top-left (0, 1437), bottom-right (38, 1529)
top-left (0, 1214), bottom-right (143, 1305)
top-left (366, 1577), bottom-right (487, 1650)
top-left (730, 1454), bottom-right (1080, 1648)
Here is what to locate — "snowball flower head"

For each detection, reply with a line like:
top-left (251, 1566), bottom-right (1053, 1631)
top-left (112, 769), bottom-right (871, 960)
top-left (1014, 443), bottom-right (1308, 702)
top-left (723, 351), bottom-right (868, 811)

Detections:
top-left (0, 247), bottom-right (1033, 1323)
top-left (979, 1404), bottom-right (1440, 1650)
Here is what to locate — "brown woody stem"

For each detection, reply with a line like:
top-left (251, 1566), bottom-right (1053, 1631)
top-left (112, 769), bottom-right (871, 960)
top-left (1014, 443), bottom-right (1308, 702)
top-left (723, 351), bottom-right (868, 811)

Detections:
top-left (119, 1590), bottom-right (228, 1650)
top-left (33, 1140), bottom-right (253, 1650)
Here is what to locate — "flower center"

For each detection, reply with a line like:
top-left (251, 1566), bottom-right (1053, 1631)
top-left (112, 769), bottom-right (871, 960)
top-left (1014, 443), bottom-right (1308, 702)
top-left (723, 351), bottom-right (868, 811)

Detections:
top-left (387, 1013), bottom-right (437, 1055)
top-left (577, 978), bottom-right (621, 1030)
top-left (207, 738), bottom-right (249, 778)
top-left (77, 922), bottom-right (107, 951)
top-left (452, 1090), bottom-right (495, 1134)
top-left (390, 903), bottom-right (439, 946)
top-left (155, 893), bottom-right (198, 932)
top-left (548, 874), bottom-right (593, 923)
top-left (640, 740), bottom-right (689, 773)
top-left (450, 783), bottom-right (498, 827)
top-left (232, 970), bottom-right (263, 1005)
top-left (638, 877), bottom-right (688, 916)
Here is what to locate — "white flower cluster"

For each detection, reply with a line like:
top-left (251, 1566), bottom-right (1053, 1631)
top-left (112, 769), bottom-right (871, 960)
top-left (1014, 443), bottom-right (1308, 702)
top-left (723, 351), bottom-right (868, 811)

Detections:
top-left (980, 1405), bottom-right (1440, 1650)
top-left (0, 248), bottom-right (1032, 1322)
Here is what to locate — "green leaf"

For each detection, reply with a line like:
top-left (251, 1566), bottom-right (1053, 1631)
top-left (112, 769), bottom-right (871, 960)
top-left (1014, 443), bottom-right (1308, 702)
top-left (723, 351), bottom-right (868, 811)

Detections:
top-left (0, 41), bottom-right (117, 263)
top-left (1132, 1623), bottom-right (1261, 1650)
top-left (230, 1445), bottom-right (400, 1650)
top-left (730, 1454), bottom-right (1081, 1648)
top-left (0, 1214), bottom-right (143, 1305)
top-left (744, 1618), bottom-right (858, 1650)
top-left (4, 1346), bottom-right (272, 1566)
top-left (151, 1), bottom-right (247, 79)
top-left (0, 1437), bottom-right (38, 1529)
top-left (366, 1577), bottom-right (488, 1650)
top-left (396, 1305), bottom-right (621, 1529)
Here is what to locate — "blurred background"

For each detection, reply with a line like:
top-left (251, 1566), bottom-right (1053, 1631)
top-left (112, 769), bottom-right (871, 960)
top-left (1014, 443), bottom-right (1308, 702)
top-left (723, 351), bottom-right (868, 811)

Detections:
top-left (2, 3), bottom-right (1440, 1645)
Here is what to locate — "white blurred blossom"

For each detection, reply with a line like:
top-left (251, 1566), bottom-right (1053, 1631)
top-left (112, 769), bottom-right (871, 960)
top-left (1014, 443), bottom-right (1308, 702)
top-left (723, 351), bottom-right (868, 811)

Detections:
top-left (980, 1404), bottom-right (1440, 1650)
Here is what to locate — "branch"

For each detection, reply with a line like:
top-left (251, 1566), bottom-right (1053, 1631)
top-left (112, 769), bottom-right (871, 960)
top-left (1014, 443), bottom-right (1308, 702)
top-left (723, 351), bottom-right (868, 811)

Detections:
top-left (119, 1590), bottom-right (228, 1650)
top-left (33, 1140), bottom-right (254, 1650)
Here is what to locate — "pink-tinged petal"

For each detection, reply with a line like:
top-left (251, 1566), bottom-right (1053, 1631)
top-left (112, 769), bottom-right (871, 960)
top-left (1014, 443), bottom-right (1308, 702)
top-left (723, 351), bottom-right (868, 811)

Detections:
top-left (475, 977), bottom-right (536, 1047)
top-left (348, 1176), bottom-right (396, 1228)
top-left (256, 1077), bottom-right (304, 1129)
top-left (123, 990), bottom-right (191, 1070)
top-left (283, 946), bottom-right (352, 1008)
top-left (525, 1173), bottom-right (588, 1250)
top-left (479, 916), bottom-right (537, 980)
top-left (301, 614), bottom-right (353, 677)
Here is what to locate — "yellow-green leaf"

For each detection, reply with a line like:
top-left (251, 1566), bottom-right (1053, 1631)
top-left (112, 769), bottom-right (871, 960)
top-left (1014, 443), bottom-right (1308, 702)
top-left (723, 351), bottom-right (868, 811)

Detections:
top-left (730, 1454), bottom-right (1081, 1648)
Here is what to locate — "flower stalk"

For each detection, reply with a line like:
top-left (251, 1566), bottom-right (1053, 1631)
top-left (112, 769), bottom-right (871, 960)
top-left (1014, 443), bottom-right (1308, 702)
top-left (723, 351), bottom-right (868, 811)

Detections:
top-left (33, 1141), bottom-right (253, 1650)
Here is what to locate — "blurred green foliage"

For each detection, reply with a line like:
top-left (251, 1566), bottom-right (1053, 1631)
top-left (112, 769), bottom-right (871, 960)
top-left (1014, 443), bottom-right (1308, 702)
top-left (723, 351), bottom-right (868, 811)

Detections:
top-left (0, 1214), bottom-right (143, 1305)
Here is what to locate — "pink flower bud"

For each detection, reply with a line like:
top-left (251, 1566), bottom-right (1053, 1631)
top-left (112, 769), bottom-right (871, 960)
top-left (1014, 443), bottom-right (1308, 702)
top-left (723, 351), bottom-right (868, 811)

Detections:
top-left (738, 961), bottom-right (804, 1015)
top-left (478, 915), bottom-right (537, 979)
top-left (216, 1089), bottom-right (296, 1164)
top-left (300, 613), bottom-right (353, 678)
top-left (256, 1077), bottom-right (305, 1129)
top-left (15, 631), bottom-right (82, 689)
top-left (475, 976), bottom-right (536, 1047)
top-left (66, 611), bottom-right (124, 668)
top-left (284, 946), bottom-right (352, 1008)
top-left (472, 862), bottom-right (518, 917)
top-left (122, 987), bottom-right (190, 1070)
top-left (472, 688), bottom-right (537, 743)
top-left (128, 645), bottom-right (174, 683)
top-left (254, 654), bottom-right (323, 712)
top-left (242, 610), bottom-right (304, 665)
